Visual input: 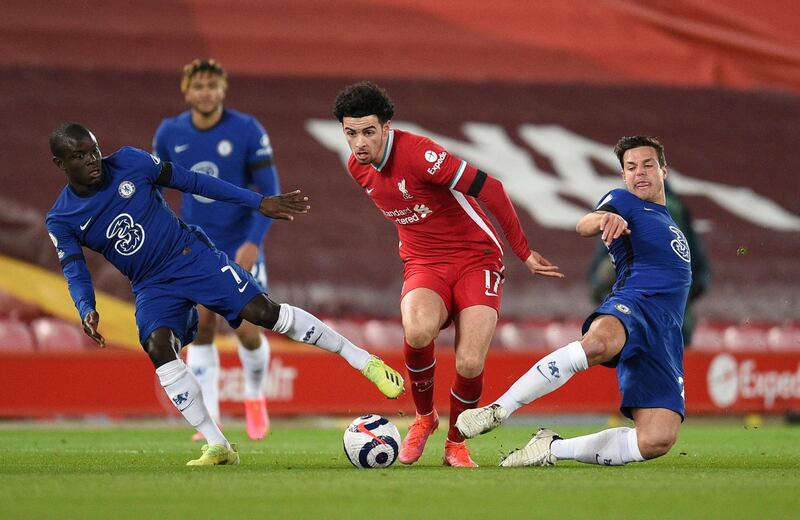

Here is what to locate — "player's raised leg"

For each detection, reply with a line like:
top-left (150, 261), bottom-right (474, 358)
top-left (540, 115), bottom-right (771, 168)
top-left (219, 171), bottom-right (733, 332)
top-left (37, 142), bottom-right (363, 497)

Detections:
top-left (145, 328), bottom-right (238, 465)
top-left (185, 306), bottom-right (221, 442)
top-left (236, 323), bottom-right (271, 440)
top-left (239, 294), bottom-right (404, 398)
top-left (458, 316), bottom-right (625, 438)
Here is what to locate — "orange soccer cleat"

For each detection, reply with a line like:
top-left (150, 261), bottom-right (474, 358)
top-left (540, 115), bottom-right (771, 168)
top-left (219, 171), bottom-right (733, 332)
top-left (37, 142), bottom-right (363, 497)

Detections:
top-left (244, 398), bottom-right (270, 440)
top-left (398, 410), bottom-right (439, 464)
top-left (443, 439), bottom-right (478, 467)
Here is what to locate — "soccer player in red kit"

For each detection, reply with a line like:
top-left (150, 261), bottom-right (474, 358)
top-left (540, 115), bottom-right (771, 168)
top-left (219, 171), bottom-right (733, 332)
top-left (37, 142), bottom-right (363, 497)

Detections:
top-left (333, 82), bottom-right (564, 467)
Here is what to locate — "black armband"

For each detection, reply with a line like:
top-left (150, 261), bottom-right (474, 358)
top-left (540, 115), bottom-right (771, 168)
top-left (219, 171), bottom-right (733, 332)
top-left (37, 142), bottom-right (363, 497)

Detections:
top-left (156, 161), bottom-right (173, 186)
top-left (247, 157), bottom-right (275, 173)
top-left (466, 169), bottom-right (488, 197)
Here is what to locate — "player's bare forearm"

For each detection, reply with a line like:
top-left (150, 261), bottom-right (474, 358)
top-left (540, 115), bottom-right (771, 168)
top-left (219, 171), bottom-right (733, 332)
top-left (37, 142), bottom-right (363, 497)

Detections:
top-left (82, 311), bottom-right (106, 347)
top-left (259, 190), bottom-right (310, 220)
top-left (524, 250), bottom-right (565, 279)
top-left (576, 211), bottom-right (631, 244)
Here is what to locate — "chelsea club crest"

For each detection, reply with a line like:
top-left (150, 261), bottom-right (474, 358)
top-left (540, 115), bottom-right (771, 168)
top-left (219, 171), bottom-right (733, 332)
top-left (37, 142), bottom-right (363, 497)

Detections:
top-left (118, 181), bottom-right (136, 198)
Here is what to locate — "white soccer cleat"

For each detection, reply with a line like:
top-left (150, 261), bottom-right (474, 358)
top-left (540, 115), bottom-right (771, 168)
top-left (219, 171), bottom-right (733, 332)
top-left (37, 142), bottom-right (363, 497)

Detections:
top-left (499, 428), bottom-right (561, 467)
top-left (455, 404), bottom-right (508, 439)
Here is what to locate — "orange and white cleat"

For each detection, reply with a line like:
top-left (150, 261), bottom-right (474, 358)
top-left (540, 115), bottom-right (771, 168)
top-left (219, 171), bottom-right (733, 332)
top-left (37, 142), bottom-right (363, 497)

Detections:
top-left (398, 410), bottom-right (439, 464)
top-left (244, 398), bottom-right (270, 440)
top-left (443, 439), bottom-right (478, 467)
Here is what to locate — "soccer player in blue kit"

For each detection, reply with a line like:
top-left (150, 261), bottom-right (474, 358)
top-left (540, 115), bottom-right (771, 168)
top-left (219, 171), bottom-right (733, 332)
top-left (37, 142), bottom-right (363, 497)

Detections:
top-left (153, 59), bottom-right (278, 441)
top-left (456, 136), bottom-right (691, 467)
top-left (46, 123), bottom-right (405, 466)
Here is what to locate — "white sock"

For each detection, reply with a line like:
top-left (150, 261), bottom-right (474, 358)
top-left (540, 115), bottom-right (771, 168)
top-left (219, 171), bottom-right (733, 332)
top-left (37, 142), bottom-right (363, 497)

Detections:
top-left (156, 359), bottom-right (228, 447)
top-left (495, 341), bottom-right (588, 414)
top-left (271, 304), bottom-right (371, 370)
top-left (551, 427), bottom-right (644, 466)
top-left (185, 343), bottom-right (220, 422)
top-left (238, 334), bottom-right (270, 400)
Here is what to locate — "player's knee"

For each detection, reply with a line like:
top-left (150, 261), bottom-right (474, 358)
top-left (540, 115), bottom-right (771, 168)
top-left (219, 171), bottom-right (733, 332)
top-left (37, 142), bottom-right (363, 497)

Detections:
top-left (237, 329), bottom-right (262, 349)
top-left (193, 327), bottom-right (214, 345)
top-left (404, 326), bottom-right (437, 349)
top-left (455, 354), bottom-right (484, 378)
top-left (637, 431), bottom-right (677, 459)
top-left (240, 294), bottom-right (280, 329)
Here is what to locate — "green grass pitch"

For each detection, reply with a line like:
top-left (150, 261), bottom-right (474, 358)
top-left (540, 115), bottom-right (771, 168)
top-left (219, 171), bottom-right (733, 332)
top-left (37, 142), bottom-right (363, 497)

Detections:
top-left (1, 418), bottom-right (798, 519)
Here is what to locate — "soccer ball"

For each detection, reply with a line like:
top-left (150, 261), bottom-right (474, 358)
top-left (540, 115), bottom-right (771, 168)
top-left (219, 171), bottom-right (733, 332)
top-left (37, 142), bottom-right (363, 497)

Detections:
top-left (342, 414), bottom-right (401, 468)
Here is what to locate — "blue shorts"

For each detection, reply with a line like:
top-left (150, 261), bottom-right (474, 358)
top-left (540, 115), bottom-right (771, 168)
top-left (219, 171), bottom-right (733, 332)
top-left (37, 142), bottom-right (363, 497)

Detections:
top-left (583, 294), bottom-right (685, 420)
top-left (216, 242), bottom-right (268, 292)
top-left (133, 243), bottom-right (264, 347)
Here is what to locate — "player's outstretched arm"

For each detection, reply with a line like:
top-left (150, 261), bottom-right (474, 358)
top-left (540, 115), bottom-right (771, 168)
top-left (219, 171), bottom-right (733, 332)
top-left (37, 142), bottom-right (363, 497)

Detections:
top-left (82, 310), bottom-right (106, 347)
top-left (576, 211), bottom-right (630, 245)
top-left (258, 190), bottom-right (310, 221)
top-left (524, 250), bottom-right (565, 278)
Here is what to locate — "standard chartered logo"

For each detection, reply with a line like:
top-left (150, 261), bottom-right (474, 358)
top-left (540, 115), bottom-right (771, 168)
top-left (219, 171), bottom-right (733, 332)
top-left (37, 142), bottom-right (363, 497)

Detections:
top-left (106, 213), bottom-right (145, 256)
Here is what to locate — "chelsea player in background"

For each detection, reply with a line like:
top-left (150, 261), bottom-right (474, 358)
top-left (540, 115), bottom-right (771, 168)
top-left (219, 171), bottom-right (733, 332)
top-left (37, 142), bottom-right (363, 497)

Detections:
top-left (153, 59), bottom-right (278, 441)
top-left (47, 123), bottom-right (405, 466)
top-left (456, 136), bottom-right (691, 467)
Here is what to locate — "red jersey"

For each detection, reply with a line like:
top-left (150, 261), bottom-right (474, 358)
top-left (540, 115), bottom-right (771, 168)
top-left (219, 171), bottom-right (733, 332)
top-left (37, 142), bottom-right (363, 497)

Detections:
top-left (347, 129), bottom-right (510, 263)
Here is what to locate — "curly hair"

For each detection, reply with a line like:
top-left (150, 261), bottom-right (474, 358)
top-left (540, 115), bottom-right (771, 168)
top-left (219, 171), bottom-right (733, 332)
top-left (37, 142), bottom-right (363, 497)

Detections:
top-left (181, 58), bottom-right (227, 93)
top-left (614, 135), bottom-right (666, 168)
top-left (332, 81), bottom-right (395, 123)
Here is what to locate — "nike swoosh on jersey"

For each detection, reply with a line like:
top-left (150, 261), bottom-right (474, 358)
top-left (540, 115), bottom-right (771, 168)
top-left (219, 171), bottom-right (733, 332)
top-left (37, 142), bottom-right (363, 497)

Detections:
top-left (366, 188), bottom-right (375, 194)
top-left (642, 207), bottom-right (656, 211)
top-left (174, 144), bottom-right (190, 153)
top-left (79, 217), bottom-right (93, 230)
top-left (238, 282), bottom-right (249, 293)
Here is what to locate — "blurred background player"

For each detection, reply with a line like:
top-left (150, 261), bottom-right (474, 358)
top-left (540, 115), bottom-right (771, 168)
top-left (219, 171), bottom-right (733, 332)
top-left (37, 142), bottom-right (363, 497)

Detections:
top-left (587, 182), bottom-right (711, 345)
top-left (47, 123), bottom-right (405, 465)
top-left (153, 59), bottom-right (278, 441)
top-left (457, 136), bottom-right (690, 468)
top-left (332, 82), bottom-right (563, 467)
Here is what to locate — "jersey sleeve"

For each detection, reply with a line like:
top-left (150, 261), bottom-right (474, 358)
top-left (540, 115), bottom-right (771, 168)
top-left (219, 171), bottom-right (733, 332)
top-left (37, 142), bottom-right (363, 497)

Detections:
top-left (152, 120), bottom-right (172, 162)
top-left (408, 136), bottom-right (475, 189)
top-left (46, 217), bottom-right (96, 320)
top-left (595, 189), bottom-right (629, 217)
top-left (161, 160), bottom-right (263, 209)
top-left (244, 118), bottom-right (280, 245)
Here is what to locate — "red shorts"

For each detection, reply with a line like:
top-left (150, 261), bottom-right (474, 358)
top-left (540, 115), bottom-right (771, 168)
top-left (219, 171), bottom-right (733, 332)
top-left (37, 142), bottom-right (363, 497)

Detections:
top-left (401, 254), bottom-right (505, 326)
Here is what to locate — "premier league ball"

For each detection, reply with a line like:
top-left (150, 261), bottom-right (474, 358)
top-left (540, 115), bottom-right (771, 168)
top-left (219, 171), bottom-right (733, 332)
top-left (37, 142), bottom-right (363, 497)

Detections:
top-left (343, 414), bottom-right (401, 468)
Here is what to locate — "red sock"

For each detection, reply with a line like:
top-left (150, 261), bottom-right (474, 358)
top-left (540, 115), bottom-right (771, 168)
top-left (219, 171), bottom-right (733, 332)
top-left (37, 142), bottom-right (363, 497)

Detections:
top-left (448, 371), bottom-right (483, 442)
top-left (404, 340), bottom-right (435, 415)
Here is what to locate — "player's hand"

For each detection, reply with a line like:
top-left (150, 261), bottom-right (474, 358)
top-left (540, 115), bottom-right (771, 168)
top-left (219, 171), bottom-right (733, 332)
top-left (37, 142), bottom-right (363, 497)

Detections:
top-left (599, 213), bottom-right (631, 245)
top-left (82, 311), bottom-right (106, 347)
top-left (259, 190), bottom-right (310, 220)
top-left (234, 242), bottom-right (259, 271)
top-left (524, 250), bottom-right (565, 278)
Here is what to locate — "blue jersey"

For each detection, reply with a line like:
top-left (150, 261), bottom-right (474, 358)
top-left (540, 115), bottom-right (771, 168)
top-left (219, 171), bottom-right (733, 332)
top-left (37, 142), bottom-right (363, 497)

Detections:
top-left (152, 109), bottom-right (280, 254)
top-left (596, 188), bottom-right (692, 325)
top-left (46, 147), bottom-right (263, 320)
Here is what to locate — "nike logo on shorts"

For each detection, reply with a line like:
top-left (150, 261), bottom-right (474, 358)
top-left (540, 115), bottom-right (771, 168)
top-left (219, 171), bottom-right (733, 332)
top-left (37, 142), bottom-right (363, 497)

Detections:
top-left (174, 144), bottom-right (190, 153)
top-left (238, 282), bottom-right (249, 293)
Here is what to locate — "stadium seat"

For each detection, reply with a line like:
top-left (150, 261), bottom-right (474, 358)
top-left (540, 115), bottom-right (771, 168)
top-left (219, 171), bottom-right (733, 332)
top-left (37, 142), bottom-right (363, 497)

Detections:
top-left (545, 321), bottom-right (583, 351)
top-left (767, 323), bottom-right (800, 351)
top-left (0, 290), bottom-right (43, 322)
top-left (723, 323), bottom-right (769, 351)
top-left (363, 319), bottom-right (404, 350)
top-left (29, 317), bottom-right (87, 352)
top-left (497, 321), bottom-right (549, 350)
top-left (0, 319), bottom-right (36, 352)
top-left (689, 321), bottom-right (726, 351)
top-left (322, 318), bottom-right (366, 348)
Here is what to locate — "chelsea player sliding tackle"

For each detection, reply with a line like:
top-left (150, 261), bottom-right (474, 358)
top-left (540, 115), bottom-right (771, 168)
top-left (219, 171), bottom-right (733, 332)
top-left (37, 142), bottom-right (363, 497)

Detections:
top-left (46, 123), bottom-right (405, 466)
top-left (456, 135), bottom-right (691, 468)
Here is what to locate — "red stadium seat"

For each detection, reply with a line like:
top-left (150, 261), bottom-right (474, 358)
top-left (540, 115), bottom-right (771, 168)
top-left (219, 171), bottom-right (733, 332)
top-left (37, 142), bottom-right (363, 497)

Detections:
top-left (723, 323), bottom-right (769, 351)
top-left (363, 319), bottom-right (404, 350)
top-left (0, 291), bottom-right (44, 322)
top-left (545, 320), bottom-right (583, 351)
top-left (0, 319), bottom-right (36, 352)
top-left (29, 317), bottom-right (87, 352)
top-left (767, 323), bottom-right (800, 351)
top-left (497, 321), bottom-right (549, 350)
